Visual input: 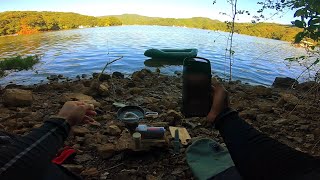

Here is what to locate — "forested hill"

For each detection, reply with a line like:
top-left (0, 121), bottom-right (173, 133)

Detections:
top-left (0, 11), bottom-right (122, 36)
top-left (0, 11), bottom-right (301, 42)
top-left (110, 14), bottom-right (302, 42)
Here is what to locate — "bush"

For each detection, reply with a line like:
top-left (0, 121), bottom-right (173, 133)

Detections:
top-left (0, 55), bottom-right (40, 77)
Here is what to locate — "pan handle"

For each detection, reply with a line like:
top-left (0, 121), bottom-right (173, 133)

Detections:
top-left (122, 112), bottom-right (140, 121)
top-left (145, 111), bottom-right (159, 118)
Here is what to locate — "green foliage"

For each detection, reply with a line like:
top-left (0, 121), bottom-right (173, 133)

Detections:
top-left (0, 55), bottom-right (40, 77)
top-left (290, 0), bottom-right (319, 43)
top-left (0, 11), bottom-right (122, 36)
top-left (0, 11), bottom-right (303, 42)
top-left (98, 17), bottom-right (122, 26)
top-left (112, 14), bottom-right (302, 42)
top-left (257, 0), bottom-right (319, 44)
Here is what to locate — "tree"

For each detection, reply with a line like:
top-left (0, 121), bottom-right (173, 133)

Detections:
top-left (257, 0), bottom-right (319, 84)
top-left (257, 0), bottom-right (319, 44)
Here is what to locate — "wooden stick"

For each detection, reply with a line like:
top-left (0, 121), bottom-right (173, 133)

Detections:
top-left (98, 56), bottom-right (123, 80)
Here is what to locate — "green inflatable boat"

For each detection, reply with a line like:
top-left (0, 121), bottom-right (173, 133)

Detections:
top-left (144, 48), bottom-right (198, 59)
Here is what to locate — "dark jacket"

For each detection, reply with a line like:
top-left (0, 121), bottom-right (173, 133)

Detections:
top-left (1, 112), bottom-right (320, 180)
top-left (215, 109), bottom-right (320, 180)
top-left (0, 117), bottom-right (80, 180)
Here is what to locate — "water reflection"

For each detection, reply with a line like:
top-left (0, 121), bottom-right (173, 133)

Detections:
top-left (0, 26), bottom-right (315, 86)
top-left (144, 58), bottom-right (184, 67)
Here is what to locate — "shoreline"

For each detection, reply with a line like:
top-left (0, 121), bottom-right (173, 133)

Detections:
top-left (0, 24), bottom-right (299, 44)
top-left (0, 69), bottom-right (319, 179)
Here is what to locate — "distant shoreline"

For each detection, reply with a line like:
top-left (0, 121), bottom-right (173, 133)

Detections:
top-left (0, 24), bottom-right (297, 45)
top-left (0, 11), bottom-right (302, 42)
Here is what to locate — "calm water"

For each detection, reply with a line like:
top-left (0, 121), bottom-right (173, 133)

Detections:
top-left (0, 25), bottom-right (315, 86)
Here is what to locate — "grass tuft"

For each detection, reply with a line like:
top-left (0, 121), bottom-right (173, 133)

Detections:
top-left (0, 55), bottom-right (40, 77)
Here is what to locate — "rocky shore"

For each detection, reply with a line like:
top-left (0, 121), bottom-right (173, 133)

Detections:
top-left (0, 69), bottom-right (319, 180)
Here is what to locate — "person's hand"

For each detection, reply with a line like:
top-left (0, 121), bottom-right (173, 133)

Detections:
top-left (57, 101), bottom-right (97, 126)
top-left (206, 84), bottom-right (229, 126)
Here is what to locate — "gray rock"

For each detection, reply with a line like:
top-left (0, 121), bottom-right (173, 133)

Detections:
top-left (58, 74), bottom-right (64, 79)
top-left (273, 119), bottom-right (289, 124)
top-left (112, 71), bottom-right (124, 79)
top-left (174, 71), bottom-right (182, 76)
top-left (100, 172), bottom-right (110, 180)
top-left (98, 82), bottom-right (110, 96)
top-left (297, 81), bottom-right (319, 91)
top-left (293, 137), bottom-right (303, 143)
top-left (132, 69), bottom-right (152, 80)
top-left (129, 87), bottom-right (144, 95)
top-left (306, 134), bottom-right (315, 142)
top-left (272, 77), bottom-right (298, 88)
top-left (85, 132), bottom-right (106, 145)
top-left (92, 73), bottom-right (111, 81)
top-left (104, 125), bottom-right (122, 136)
top-left (299, 125), bottom-right (310, 131)
top-left (239, 109), bottom-right (257, 120)
top-left (62, 164), bottom-right (84, 174)
top-left (47, 75), bottom-right (59, 81)
top-left (256, 114), bottom-right (268, 121)
top-left (279, 93), bottom-right (299, 105)
top-left (253, 86), bottom-right (272, 97)
top-left (167, 110), bottom-right (183, 120)
top-left (97, 143), bottom-right (115, 159)
top-left (81, 74), bottom-right (88, 79)
top-left (146, 174), bottom-right (158, 180)
top-left (75, 154), bottom-right (92, 163)
top-left (258, 104), bottom-right (273, 113)
top-left (126, 81), bottom-right (136, 88)
top-left (3, 89), bottom-right (33, 107)
top-left (80, 168), bottom-right (99, 177)
top-left (115, 131), bottom-right (133, 151)
top-left (73, 126), bottom-right (90, 136)
top-left (288, 115), bottom-right (300, 122)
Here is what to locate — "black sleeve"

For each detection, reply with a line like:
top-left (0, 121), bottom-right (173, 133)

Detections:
top-left (0, 117), bottom-right (70, 179)
top-left (215, 111), bottom-right (320, 180)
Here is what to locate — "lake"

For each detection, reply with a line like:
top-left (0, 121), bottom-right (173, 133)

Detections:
top-left (0, 25), bottom-right (314, 86)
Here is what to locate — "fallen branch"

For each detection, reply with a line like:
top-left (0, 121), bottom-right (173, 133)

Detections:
top-left (98, 56), bottom-right (124, 80)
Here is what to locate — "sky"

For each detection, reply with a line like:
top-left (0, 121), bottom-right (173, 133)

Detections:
top-left (0, 0), bottom-right (295, 24)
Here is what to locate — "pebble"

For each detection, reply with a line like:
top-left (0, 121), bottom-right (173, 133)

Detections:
top-left (112, 71), bottom-right (125, 79)
top-left (293, 137), bottom-right (303, 143)
top-left (75, 154), bottom-right (92, 163)
top-left (253, 86), bottom-right (272, 97)
top-left (105, 125), bottom-right (122, 136)
top-left (146, 174), bottom-right (158, 180)
top-left (306, 134), bottom-right (315, 142)
top-left (81, 168), bottom-right (99, 177)
top-left (72, 126), bottom-right (90, 136)
top-left (256, 114), bottom-right (268, 121)
top-left (97, 143), bottom-right (115, 159)
top-left (98, 82), bottom-right (110, 96)
top-left (1, 71), bottom-right (319, 179)
top-left (100, 172), bottom-right (110, 180)
top-left (167, 110), bottom-right (183, 120)
top-left (62, 164), bottom-right (84, 174)
top-left (273, 119), bottom-right (289, 124)
top-left (81, 74), bottom-right (88, 79)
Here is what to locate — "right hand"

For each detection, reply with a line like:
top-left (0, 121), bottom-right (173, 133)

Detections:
top-left (57, 101), bottom-right (97, 126)
top-left (206, 84), bottom-right (229, 126)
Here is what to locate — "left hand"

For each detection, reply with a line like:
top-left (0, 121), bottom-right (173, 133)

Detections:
top-left (57, 101), bottom-right (97, 126)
